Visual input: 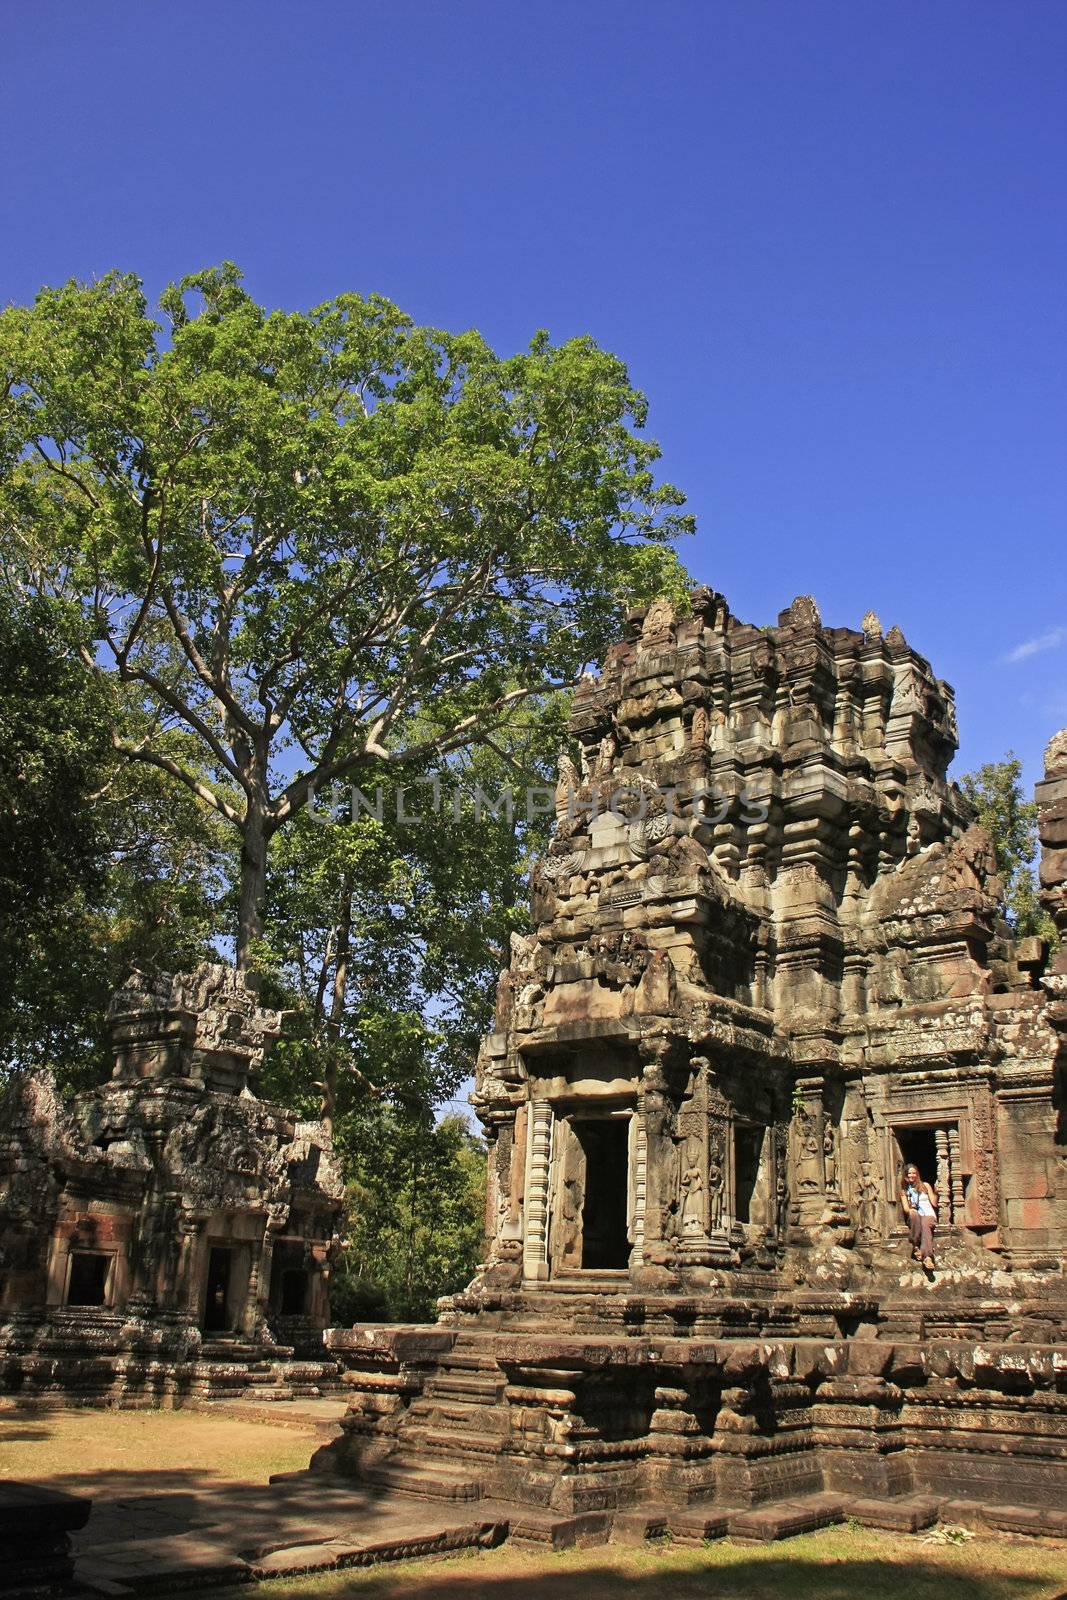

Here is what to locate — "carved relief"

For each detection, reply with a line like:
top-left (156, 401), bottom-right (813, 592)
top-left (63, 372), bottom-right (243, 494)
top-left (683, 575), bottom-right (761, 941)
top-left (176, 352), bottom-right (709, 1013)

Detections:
top-left (969, 1088), bottom-right (1001, 1230)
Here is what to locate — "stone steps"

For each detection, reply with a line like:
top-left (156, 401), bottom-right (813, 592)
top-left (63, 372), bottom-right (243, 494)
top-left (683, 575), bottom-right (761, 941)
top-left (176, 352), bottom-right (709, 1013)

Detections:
top-left (424, 1372), bottom-right (505, 1404)
top-left (727, 1493), bottom-right (846, 1543)
top-left (192, 1346), bottom-right (341, 1404)
top-left (939, 1498), bottom-right (1067, 1538)
top-left (841, 1494), bottom-right (939, 1532)
top-left (364, 1457), bottom-right (483, 1501)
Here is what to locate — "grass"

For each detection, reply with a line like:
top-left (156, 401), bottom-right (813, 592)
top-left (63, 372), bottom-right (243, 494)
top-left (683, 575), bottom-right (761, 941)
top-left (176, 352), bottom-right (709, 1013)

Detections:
top-left (0, 1405), bottom-right (322, 1490)
top-left (213, 1524), bottom-right (1067, 1600)
top-left (3, 1408), bottom-right (1063, 1600)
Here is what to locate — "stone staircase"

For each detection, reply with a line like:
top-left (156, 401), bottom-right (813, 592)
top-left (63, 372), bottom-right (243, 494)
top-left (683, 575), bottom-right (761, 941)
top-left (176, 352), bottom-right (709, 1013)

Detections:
top-left (354, 1333), bottom-right (508, 1499)
top-left (194, 1338), bottom-right (341, 1402)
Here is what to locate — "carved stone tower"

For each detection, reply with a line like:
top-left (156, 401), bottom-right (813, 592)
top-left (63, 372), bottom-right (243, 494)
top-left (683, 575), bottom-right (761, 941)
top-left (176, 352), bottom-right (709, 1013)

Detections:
top-left (321, 589), bottom-right (1066, 1534)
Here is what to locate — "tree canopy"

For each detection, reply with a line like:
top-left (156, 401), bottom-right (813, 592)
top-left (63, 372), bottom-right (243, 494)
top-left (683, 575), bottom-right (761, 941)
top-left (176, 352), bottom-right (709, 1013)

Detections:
top-left (0, 592), bottom-right (227, 1087)
top-left (0, 264), bottom-right (692, 964)
top-left (959, 754), bottom-right (1055, 941)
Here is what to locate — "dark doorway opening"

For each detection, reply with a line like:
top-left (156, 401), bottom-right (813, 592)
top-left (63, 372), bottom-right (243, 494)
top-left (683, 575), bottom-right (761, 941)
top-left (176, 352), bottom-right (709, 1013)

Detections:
top-left (279, 1269), bottom-right (309, 1316)
top-left (733, 1125), bottom-right (765, 1224)
top-left (574, 1119), bottom-right (630, 1269)
top-left (203, 1246), bottom-right (232, 1332)
top-left (67, 1251), bottom-right (109, 1307)
top-left (895, 1126), bottom-right (938, 1192)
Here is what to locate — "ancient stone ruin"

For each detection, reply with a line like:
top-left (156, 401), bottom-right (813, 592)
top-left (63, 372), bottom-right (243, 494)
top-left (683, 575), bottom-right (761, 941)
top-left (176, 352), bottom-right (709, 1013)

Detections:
top-left (318, 589), bottom-right (1067, 1539)
top-left (0, 963), bottom-right (343, 1403)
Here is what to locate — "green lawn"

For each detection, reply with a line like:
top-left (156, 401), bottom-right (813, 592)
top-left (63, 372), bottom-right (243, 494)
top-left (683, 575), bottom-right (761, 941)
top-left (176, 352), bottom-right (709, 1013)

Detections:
top-left (217, 1524), bottom-right (1067, 1600)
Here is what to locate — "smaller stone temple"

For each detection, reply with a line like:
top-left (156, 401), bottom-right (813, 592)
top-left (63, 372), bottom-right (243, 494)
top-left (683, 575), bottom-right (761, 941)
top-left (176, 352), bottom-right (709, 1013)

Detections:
top-left (0, 964), bottom-right (344, 1403)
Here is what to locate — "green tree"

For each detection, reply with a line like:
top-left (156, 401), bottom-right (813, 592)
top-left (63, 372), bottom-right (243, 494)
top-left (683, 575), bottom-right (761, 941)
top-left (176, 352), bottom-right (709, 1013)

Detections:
top-left (0, 592), bottom-right (114, 1079)
top-left (0, 595), bottom-right (231, 1087)
top-left (0, 264), bottom-right (691, 968)
top-left (958, 754), bottom-right (1056, 941)
top-left (331, 1110), bottom-right (487, 1324)
top-left (257, 700), bottom-right (564, 1134)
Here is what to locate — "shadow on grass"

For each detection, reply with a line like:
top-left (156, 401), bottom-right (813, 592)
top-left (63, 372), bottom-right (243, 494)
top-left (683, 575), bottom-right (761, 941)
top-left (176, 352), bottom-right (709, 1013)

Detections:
top-left (0, 1402), bottom-right (55, 1444)
top-left (24, 1465), bottom-right (410, 1559)
top-left (220, 1544), bottom-right (1067, 1600)
top-left (0, 1424), bottom-right (54, 1441)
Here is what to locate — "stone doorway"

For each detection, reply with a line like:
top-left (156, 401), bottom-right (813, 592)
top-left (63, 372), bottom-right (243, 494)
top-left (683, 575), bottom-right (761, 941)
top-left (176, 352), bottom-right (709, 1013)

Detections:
top-left (572, 1118), bottom-right (630, 1270)
top-left (892, 1122), bottom-right (963, 1224)
top-left (202, 1246), bottom-right (233, 1332)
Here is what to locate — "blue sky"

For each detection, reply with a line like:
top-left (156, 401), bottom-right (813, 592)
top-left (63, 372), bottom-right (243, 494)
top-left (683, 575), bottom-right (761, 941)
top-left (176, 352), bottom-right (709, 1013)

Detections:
top-left (3, 0), bottom-right (1064, 790)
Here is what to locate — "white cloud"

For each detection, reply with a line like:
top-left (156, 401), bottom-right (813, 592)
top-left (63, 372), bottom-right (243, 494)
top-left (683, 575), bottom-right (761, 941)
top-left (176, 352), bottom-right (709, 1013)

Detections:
top-left (1005, 627), bottom-right (1067, 664)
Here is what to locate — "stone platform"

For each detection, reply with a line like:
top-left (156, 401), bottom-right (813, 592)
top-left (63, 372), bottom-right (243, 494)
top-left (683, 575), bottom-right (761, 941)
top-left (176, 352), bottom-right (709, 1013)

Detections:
top-left (312, 1309), bottom-right (1067, 1529)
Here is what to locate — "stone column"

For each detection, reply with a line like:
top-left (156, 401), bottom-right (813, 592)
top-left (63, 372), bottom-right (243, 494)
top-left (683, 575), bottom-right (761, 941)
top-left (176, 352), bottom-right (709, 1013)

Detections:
top-left (243, 1236), bottom-right (264, 1338)
top-left (635, 1040), bottom-right (676, 1272)
top-left (934, 1128), bottom-right (951, 1223)
top-left (789, 1077), bottom-right (826, 1234)
top-left (177, 1216), bottom-right (206, 1325)
top-left (947, 1125), bottom-right (965, 1223)
top-left (522, 1100), bottom-right (553, 1281)
top-left (627, 1113), bottom-right (647, 1268)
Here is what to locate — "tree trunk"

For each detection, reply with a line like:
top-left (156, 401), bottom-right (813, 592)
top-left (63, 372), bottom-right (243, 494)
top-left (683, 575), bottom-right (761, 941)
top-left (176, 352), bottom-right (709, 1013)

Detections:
top-left (236, 806), bottom-right (269, 971)
top-left (320, 874), bottom-right (353, 1137)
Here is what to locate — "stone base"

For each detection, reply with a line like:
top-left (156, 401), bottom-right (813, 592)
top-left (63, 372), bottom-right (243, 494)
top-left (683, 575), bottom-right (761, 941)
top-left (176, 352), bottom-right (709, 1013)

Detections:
top-left (0, 1483), bottom-right (90, 1598)
top-left (0, 1315), bottom-right (341, 1407)
top-left (315, 1295), bottom-right (1067, 1525)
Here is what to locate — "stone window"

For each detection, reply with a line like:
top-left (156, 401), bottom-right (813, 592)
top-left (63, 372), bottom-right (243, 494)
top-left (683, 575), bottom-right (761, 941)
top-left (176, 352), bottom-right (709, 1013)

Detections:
top-left (66, 1250), bottom-right (112, 1308)
top-left (892, 1122), bottom-right (964, 1224)
top-left (733, 1124), bottom-right (766, 1225)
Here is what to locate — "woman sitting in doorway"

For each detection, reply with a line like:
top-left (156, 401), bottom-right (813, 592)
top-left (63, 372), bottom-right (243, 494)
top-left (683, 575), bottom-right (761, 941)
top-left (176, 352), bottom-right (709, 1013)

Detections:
top-left (899, 1162), bottom-right (938, 1270)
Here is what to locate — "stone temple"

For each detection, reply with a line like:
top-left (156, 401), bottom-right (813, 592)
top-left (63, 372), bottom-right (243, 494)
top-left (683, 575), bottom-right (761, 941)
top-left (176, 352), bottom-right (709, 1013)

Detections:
top-left (318, 588), bottom-right (1067, 1538)
top-left (0, 964), bottom-right (343, 1403)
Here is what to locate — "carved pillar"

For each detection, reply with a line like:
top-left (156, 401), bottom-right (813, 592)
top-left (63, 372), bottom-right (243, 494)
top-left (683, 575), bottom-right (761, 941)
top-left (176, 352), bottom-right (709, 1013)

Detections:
top-left (636, 1040), bottom-right (675, 1269)
top-left (484, 1124), bottom-right (502, 1246)
top-left (522, 1100), bottom-right (553, 1281)
top-left (789, 1078), bottom-right (826, 1232)
top-left (549, 1117), bottom-right (584, 1272)
top-left (243, 1236), bottom-right (264, 1337)
top-left (934, 1127), bottom-right (951, 1222)
top-left (752, 932), bottom-right (771, 1011)
top-left (178, 1216), bottom-right (206, 1323)
top-left (253, 1214), bottom-right (284, 1338)
top-left (674, 1062), bottom-right (732, 1267)
top-left (628, 1114), bottom-right (647, 1268)
top-left (773, 1123), bottom-right (789, 1237)
top-left (704, 1078), bottom-right (734, 1260)
top-left (968, 1087), bottom-right (1002, 1236)
top-left (947, 1124), bottom-right (964, 1223)
top-left (484, 1112), bottom-right (524, 1267)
